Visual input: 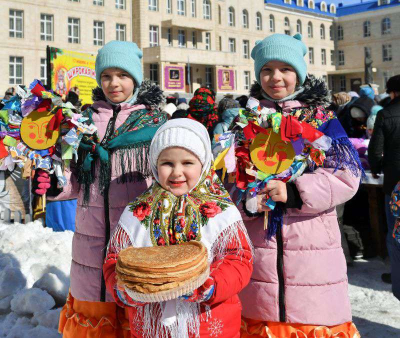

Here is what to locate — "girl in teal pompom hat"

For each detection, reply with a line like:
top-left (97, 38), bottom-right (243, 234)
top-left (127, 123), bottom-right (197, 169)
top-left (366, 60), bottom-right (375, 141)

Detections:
top-left (230, 33), bottom-right (363, 337)
top-left (58, 40), bottom-right (167, 337)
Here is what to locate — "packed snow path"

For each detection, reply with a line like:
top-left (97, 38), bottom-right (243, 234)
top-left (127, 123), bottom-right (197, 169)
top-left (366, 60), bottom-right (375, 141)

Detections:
top-left (0, 221), bottom-right (399, 337)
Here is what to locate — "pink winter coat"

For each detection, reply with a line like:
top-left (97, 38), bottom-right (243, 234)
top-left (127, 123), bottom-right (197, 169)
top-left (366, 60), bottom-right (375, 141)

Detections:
top-left (58, 100), bottom-right (153, 302)
top-left (239, 98), bottom-right (360, 326)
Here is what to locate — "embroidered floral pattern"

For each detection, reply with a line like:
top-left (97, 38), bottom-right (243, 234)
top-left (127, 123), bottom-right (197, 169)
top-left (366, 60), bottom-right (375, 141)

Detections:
top-left (128, 167), bottom-right (234, 246)
top-left (208, 318), bottom-right (224, 337)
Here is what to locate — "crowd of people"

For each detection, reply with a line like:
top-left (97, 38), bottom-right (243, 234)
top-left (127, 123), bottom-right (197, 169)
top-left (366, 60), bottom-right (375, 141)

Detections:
top-left (2, 33), bottom-right (400, 338)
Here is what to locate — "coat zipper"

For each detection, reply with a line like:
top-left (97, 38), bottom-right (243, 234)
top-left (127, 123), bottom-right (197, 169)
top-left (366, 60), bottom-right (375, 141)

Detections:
top-left (276, 212), bottom-right (286, 322)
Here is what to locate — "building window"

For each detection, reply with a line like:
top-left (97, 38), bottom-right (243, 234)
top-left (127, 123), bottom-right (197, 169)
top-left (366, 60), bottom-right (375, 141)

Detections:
top-left (337, 25), bottom-right (343, 40)
top-left (191, 0), bottom-right (196, 17)
top-left (321, 49), bottom-right (326, 65)
top-left (308, 0), bottom-right (315, 9)
top-left (320, 1), bottom-right (327, 12)
top-left (320, 24), bottom-right (325, 39)
top-left (330, 4), bottom-right (336, 13)
top-left (382, 18), bottom-right (391, 35)
top-left (150, 64), bottom-right (159, 84)
top-left (205, 67), bottom-right (212, 88)
top-left (40, 14), bottom-right (53, 41)
top-left (205, 32), bottom-right (211, 50)
top-left (297, 0), bottom-right (304, 7)
top-left (330, 50), bottom-right (335, 66)
top-left (116, 24), bottom-right (126, 41)
top-left (380, 0), bottom-right (391, 5)
top-left (284, 0), bottom-right (292, 4)
top-left (244, 71), bottom-right (250, 90)
top-left (330, 76), bottom-right (335, 92)
top-left (340, 76), bottom-right (346, 91)
top-left (256, 12), bottom-right (262, 30)
top-left (218, 36), bottom-right (222, 51)
top-left (167, 0), bottom-right (172, 13)
top-left (94, 21), bottom-right (104, 46)
top-left (307, 22), bottom-right (313, 38)
top-left (149, 25), bottom-right (159, 47)
top-left (242, 10), bottom-right (249, 29)
top-left (322, 75), bottom-right (327, 84)
top-left (329, 25), bottom-right (333, 40)
top-left (203, 0), bottom-right (211, 20)
top-left (9, 56), bottom-right (23, 85)
top-left (115, 0), bottom-right (125, 9)
top-left (178, 29), bottom-right (186, 47)
top-left (9, 10), bottom-right (23, 38)
top-left (363, 21), bottom-right (371, 37)
top-left (269, 15), bottom-right (275, 32)
top-left (68, 0), bottom-right (80, 2)
top-left (93, 0), bottom-right (104, 5)
top-left (338, 50), bottom-right (345, 65)
top-left (228, 7), bottom-right (235, 27)
top-left (192, 31), bottom-right (196, 48)
top-left (40, 58), bottom-right (47, 85)
top-left (218, 5), bottom-right (222, 24)
top-left (149, 0), bottom-right (158, 11)
top-left (383, 44), bottom-right (392, 61)
top-left (229, 38), bottom-right (236, 53)
top-left (68, 18), bottom-right (80, 43)
top-left (177, 0), bottom-right (186, 15)
top-left (308, 47), bottom-right (314, 64)
top-left (284, 17), bottom-right (290, 35)
top-left (243, 40), bottom-right (249, 59)
top-left (296, 20), bottom-right (302, 34)
top-left (168, 28), bottom-right (173, 46)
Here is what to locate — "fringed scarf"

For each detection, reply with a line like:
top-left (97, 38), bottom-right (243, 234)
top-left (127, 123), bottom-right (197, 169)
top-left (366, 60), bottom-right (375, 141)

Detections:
top-left (114, 166), bottom-right (252, 337)
top-left (76, 106), bottom-right (167, 205)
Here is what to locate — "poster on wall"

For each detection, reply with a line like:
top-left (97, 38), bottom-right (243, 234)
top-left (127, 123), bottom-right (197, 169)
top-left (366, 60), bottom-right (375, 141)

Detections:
top-left (47, 46), bottom-right (97, 106)
top-left (164, 65), bottom-right (185, 91)
top-left (217, 68), bottom-right (235, 91)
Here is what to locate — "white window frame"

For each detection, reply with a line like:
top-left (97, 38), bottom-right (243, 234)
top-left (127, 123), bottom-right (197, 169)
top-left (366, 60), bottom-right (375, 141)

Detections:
top-left (383, 44), bottom-right (392, 62)
top-left (150, 64), bottom-right (159, 84)
top-left (308, 0), bottom-right (315, 9)
top-left (244, 71), bottom-right (250, 90)
top-left (167, 0), bottom-right (172, 13)
top-left (382, 18), bottom-right (391, 35)
top-left (269, 15), bottom-right (275, 32)
top-left (297, 0), bottom-right (304, 7)
top-left (320, 1), bottom-right (327, 12)
top-left (321, 49), bottom-right (326, 65)
top-left (177, 0), bottom-right (186, 16)
top-left (340, 76), bottom-right (346, 91)
top-left (9, 56), bottom-right (23, 85)
top-left (178, 29), bottom-right (186, 47)
top-left (40, 58), bottom-right (47, 85)
top-left (307, 22), bottom-right (313, 38)
top-left (243, 40), bottom-right (249, 59)
top-left (338, 50), bottom-right (345, 66)
top-left (229, 38), bottom-right (236, 53)
top-left (192, 31), bottom-right (196, 48)
top-left (115, 0), bottom-right (126, 9)
top-left (337, 25), bottom-right (344, 40)
top-left (308, 47), bottom-right (314, 64)
top-left (363, 21), bottom-right (371, 37)
top-left (330, 50), bottom-right (335, 66)
top-left (9, 10), bottom-right (23, 38)
top-left (242, 10), bottom-right (249, 29)
top-left (191, 0), bottom-right (196, 17)
top-left (68, 17), bottom-right (80, 43)
top-left (256, 12), bottom-right (262, 31)
top-left (203, 0), bottom-right (211, 20)
top-left (205, 67), bottom-right (212, 88)
top-left (149, 25), bottom-right (159, 47)
top-left (228, 7), bottom-right (235, 27)
top-left (320, 24), bottom-right (325, 40)
top-left (205, 32), bottom-right (211, 50)
top-left (296, 20), bottom-right (302, 34)
top-left (93, 0), bottom-right (104, 5)
top-left (116, 24), bottom-right (126, 41)
top-left (330, 25), bottom-right (333, 40)
top-left (149, 0), bottom-right (158, 11)
top-left (168, 28), bottom-right (173, 46)
top-left (330, 4), bottom-right (336, 13)
top-left (40, 14), bottom-right (53, 41)
top-left (93, 21), bottom-right (105, 46)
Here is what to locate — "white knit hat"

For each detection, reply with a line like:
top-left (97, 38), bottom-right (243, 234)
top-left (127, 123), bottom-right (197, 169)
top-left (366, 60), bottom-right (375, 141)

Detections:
top-left (162, 103), bottom-right (177, 117)
top-left (150, 118), bottom-right (212, 182)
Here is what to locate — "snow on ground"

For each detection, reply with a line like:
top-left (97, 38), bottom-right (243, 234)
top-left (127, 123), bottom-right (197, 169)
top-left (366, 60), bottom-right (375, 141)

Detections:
top-left (0, 221), bottom-right (399, 337)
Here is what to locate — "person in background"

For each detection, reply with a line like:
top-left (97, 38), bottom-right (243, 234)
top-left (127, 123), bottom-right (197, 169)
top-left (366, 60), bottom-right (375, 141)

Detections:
top-left (3, 87), bottom-right (15, 101)
top-left (236, 95), bottom-right (249, 109)
top-left (368, 74), bottom-right (400, 290)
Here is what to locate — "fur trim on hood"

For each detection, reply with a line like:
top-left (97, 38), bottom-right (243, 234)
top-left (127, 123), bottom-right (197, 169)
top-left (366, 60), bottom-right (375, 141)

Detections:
top-left (91, 79), bottom-right (165, 108)
top-left (249, 75), bottom-right (331, 107)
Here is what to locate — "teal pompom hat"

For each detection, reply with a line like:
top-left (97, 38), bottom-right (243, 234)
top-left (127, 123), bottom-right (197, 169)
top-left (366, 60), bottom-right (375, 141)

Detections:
top-left (251, 33), bottom-right (308, 86)
top-left (95, 40), bottom-right (143, 87)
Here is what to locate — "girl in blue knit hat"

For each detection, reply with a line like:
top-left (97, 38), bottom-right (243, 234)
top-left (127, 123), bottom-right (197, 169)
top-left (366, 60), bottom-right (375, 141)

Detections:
top-left (56, 41), bottom-right (167, 337)
top-left (216, 34), bottom-right (362, 337)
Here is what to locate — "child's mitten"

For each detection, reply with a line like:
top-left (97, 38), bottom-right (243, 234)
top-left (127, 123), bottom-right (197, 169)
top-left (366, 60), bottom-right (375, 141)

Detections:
top-left (178, 276), bottom-right (215, 303)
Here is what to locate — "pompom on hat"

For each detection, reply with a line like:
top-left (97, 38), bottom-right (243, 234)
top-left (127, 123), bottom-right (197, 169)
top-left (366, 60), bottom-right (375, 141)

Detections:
top-left (251, 33), bottom-right (308, 86)
top-left (149, 119), bottom-right (212, 182)
top-left (95, 40), bottom-right (143, 87)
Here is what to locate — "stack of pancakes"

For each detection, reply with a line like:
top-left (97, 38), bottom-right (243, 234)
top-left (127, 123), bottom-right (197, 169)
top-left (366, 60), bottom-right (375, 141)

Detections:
top-left (116, 241), bottom-right (208, 294)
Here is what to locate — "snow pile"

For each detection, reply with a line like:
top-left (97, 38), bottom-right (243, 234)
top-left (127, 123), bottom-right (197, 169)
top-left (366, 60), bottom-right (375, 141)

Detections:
top-left (0, 221), bottom-right (73, 337)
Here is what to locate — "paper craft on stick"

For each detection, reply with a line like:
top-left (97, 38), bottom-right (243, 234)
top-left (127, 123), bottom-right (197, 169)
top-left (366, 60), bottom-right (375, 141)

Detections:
top-left (249, 128), bottom-right (295, 175)
top-left (20, 110), bottom-right (60, 150)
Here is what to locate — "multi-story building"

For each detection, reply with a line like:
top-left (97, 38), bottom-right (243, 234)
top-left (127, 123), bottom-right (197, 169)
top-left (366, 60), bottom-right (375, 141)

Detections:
top-left (1, 0), bottom-right (132, 93)
top-left (1, 0), bottom-right (399, 97)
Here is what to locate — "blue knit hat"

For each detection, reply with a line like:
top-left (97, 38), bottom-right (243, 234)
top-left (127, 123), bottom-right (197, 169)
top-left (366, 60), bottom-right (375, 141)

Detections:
top-left (251, 33), bottom-right (308, 85)
top-left (95, 41), bottom-right (143, 87)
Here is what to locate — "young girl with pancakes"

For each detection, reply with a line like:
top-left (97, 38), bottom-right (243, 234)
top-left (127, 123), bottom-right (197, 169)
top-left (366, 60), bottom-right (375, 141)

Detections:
top-left (103, 118), bottom-right (253, 337)
top-left (234, 34), bottom-right (362, 337)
